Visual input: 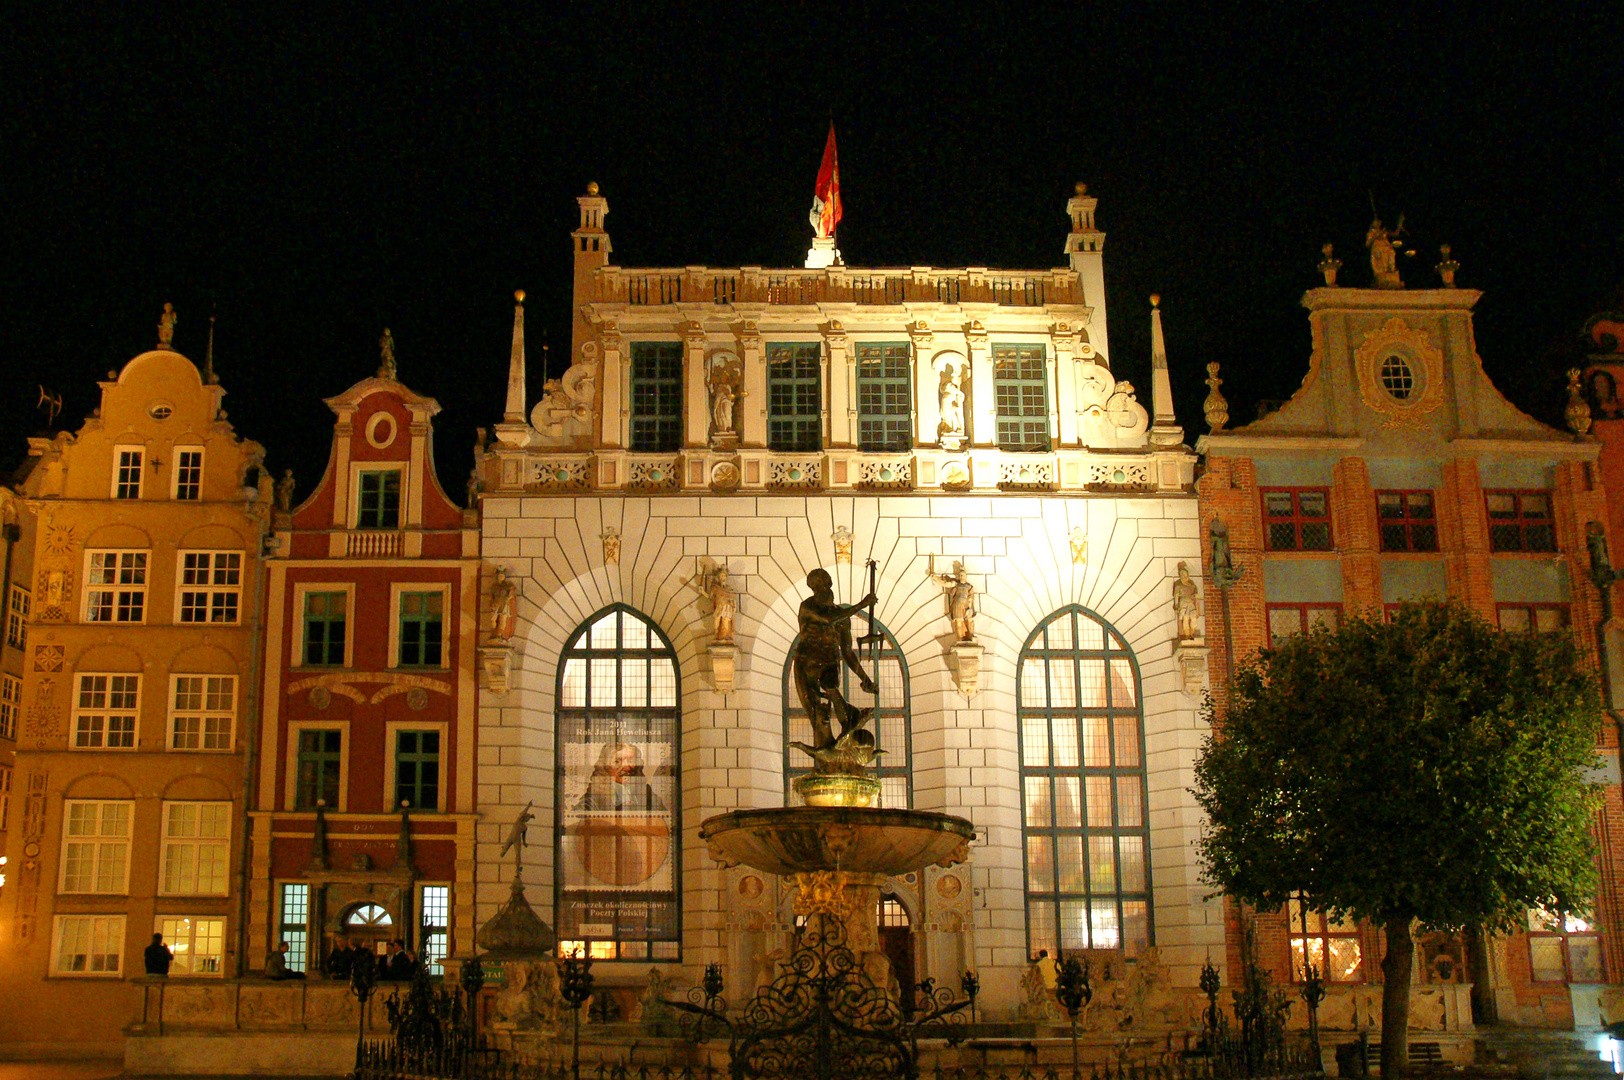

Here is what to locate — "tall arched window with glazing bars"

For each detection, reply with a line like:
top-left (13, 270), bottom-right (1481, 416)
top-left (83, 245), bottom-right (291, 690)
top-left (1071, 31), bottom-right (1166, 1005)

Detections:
top-left (1018, 606), bottom-right (1151, 958)
top-left (782, 618), bottom-right (911, 807)
top-left (554, 606), bottom-right (681, 962)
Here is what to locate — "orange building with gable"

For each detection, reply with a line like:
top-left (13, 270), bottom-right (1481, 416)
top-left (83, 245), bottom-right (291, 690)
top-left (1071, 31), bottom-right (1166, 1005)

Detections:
top-left (0, 317), bottom-right (271, 1053)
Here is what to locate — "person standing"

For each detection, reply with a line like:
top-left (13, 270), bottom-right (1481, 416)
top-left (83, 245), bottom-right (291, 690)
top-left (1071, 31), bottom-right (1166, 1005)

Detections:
top-left (144, 932), bottom-right (173, 977)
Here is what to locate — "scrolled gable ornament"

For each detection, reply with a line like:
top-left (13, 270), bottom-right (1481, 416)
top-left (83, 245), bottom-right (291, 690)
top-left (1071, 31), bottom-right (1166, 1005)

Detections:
top-left (1352, 318), bottom-right (1446, 429)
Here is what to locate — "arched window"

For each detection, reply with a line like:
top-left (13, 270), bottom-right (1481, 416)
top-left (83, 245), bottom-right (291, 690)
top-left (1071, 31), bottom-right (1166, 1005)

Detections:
top-left (1018, 606), bottom-right (1151, 958)
top-left (783, 617), bottom-right (911, 807)
top-left (555, 606), bottom-right (681, 962)
top-left (344, 903), bottom-right (392, 929)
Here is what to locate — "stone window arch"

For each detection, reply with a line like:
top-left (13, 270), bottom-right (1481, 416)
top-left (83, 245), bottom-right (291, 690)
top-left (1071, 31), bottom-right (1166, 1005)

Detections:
top-left (1018, 605), bottom-right (1152, 958)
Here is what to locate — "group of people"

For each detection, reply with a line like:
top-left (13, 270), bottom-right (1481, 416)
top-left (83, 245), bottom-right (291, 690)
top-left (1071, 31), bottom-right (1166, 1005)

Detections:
top-left (324, 937), bottom-right (420, 982)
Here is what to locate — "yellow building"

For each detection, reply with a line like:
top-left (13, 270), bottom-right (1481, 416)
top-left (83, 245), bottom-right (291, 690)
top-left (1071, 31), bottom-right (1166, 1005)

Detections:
top-left (0, 320), bottom-right (270, 1054)
top-left (0, 487), bottom-right (36, 903)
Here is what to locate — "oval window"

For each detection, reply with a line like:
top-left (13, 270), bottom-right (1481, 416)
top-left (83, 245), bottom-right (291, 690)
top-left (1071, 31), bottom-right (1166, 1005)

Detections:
top-left (365, 412), bottom-right (398, 448)
top-left (148, 402), bottom-right (174, 420)
top-left (1379, 354), bottom-right (1416, 401)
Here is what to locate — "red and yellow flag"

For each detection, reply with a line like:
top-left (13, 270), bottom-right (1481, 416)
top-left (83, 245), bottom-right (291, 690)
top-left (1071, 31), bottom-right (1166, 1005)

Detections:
top-left (811, 124), bottom-right (842, 238)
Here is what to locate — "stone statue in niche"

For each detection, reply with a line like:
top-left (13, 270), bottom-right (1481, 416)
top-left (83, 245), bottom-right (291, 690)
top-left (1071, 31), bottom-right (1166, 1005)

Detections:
top-left (939, 368), bottom-right (966, 437)
top-left (711, 382), bottom-right (736, 435)
top-left (706, 352), bottom-right (744, 448)
top-left (1172, 561), bottom-right (1202, 640)
top-left (926, 556), bottom-right (976, 643)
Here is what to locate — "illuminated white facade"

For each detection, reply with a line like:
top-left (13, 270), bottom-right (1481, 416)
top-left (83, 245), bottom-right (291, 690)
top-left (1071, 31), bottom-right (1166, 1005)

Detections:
top-left (474, 185), bottom-right (1216, 1018)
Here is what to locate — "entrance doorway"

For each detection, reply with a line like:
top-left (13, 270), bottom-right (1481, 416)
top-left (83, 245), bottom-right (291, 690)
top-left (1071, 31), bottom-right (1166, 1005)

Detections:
top-left (878, 897), bottom-right (915, 1015)
top-left (341, 902), bottom-right (395, 960)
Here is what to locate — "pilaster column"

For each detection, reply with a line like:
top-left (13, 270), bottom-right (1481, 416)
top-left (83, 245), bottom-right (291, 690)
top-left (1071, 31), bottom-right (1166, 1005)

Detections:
top-left (909, 321), bottom-right (937, 446)
top-left (824, 321), bottom-right (851, 447)
top-left (965, 321), bottom-right (993, 448)
top-left (1051, 321), bottom-right (1082, 448)
top-left (681, 320), bottom-right (708, 449)
top-left (735, 321), bottom-right (766, 449)
top-left (599, 321), bottom-right (625, 449)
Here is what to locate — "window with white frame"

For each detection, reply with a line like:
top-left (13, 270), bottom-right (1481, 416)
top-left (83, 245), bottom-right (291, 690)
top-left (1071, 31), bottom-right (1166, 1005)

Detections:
top-left (173, 448), bottom-right (203, 501)
top-left (0, 673), bottom-right (19, 740)
top-left (113, 447), bottom-right (144, 499)
top-left (396, 590), bottom-right (445, 668)
top-left (279, 883), bottom-right (310, 973)
top-left (395, 729), bottom-right (440, 810)
top-left (155, 915), bottom-right (225, 976)
top-left (73, 673), bottom-right (140, 749)
top-left (356, 469), bottom-right (402, 529)
top-left (160, 802), bottom-right (231, 896)
top-left (53, 914), bottom-right (125, 975)
top-left (60, 800), bottom-right (132, 893)
top-left (169, 675), bottom-right (235, 750)
top-left (85, 550), bottom-right (148, 623)
top-left (6, 584), bottom-right (28, 648)
top-left (177, 551), bottom-right (242, 624)
top-left (301, 590), bottom-right (349, 666)
top-left (420, 884), bottom-right (450, 975)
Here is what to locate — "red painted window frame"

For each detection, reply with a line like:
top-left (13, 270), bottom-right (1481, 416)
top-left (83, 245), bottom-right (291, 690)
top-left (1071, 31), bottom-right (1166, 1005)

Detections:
top-left (1484, 490), bottom-right (1556, 553)
top-left (1376, 490), bottom-right (1439, 553)
top-left (1261, 487), bottom-right (1333, 551)
top-left (1494, 602), bottom-right (1570, 634)
top-left (1265, 603), bottom-right (1343, 646)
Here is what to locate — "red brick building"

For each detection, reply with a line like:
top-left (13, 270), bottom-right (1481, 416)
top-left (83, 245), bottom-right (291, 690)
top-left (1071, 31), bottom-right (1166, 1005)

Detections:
top-left (1198, 265), bottom-right (1621, 1031)
top-left (246, 358), bottom-right (481, 977)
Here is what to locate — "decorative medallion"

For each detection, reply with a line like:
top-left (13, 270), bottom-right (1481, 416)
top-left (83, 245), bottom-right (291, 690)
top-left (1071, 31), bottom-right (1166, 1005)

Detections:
top-left (32, 645), bottom-right (63, 672)
top-left (308, 687), bottom-right (332, 710)
top-left (406, 687), bottom-right (429, 711)
top-left (940, 460), bottom-right (971, 489)
top-left (936, 874), bottom-right (963, 899)
top-left (739, 874), bottom-right (764, 899)
top-left (710, 461), bottom-right (741, 492)
top-left (1353, 318), bottom-right (1446, 429)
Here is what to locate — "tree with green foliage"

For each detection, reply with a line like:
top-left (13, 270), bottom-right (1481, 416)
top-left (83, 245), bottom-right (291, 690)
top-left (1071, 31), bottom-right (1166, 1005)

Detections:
top-left (1193, 599), bottom-right (1601, 1075)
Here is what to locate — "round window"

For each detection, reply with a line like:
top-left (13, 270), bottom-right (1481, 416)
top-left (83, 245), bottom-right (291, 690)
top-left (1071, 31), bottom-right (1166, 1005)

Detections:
top-left (365, 412), bottom-right (398, 449)
top-left (1379, 354), bottom-right (1416, 401)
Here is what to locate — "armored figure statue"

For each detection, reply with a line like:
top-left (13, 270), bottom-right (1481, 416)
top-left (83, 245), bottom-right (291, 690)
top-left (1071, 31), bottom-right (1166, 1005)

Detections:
top-left (927, 557), bottom-right (977, 642)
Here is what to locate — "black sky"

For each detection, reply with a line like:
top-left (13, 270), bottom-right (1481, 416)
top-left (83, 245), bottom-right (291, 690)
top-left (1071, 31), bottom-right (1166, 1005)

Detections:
top-left (3, 5), bottom-right (1621, 491)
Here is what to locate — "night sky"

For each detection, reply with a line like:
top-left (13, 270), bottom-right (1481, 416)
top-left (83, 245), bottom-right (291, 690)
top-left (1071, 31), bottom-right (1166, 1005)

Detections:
top-left (4, 6), bottom-right (1621, 493)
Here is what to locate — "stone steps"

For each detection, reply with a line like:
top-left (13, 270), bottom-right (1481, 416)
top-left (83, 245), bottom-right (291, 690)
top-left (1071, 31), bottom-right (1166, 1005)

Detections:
top-left (1477, 1029), bottom-right (1617, 1080)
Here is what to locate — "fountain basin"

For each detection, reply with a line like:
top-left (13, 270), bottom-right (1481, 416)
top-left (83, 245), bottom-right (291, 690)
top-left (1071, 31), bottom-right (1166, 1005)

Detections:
top-left (699, 806), bottom-right (976, 878)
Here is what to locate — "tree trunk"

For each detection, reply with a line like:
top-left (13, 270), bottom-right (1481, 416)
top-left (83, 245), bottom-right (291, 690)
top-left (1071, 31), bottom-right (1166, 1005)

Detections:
top-left (1464, 925), bottom-right (1497, 1025)
top-left (1381, 914), bottom-right (1415, 1078)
